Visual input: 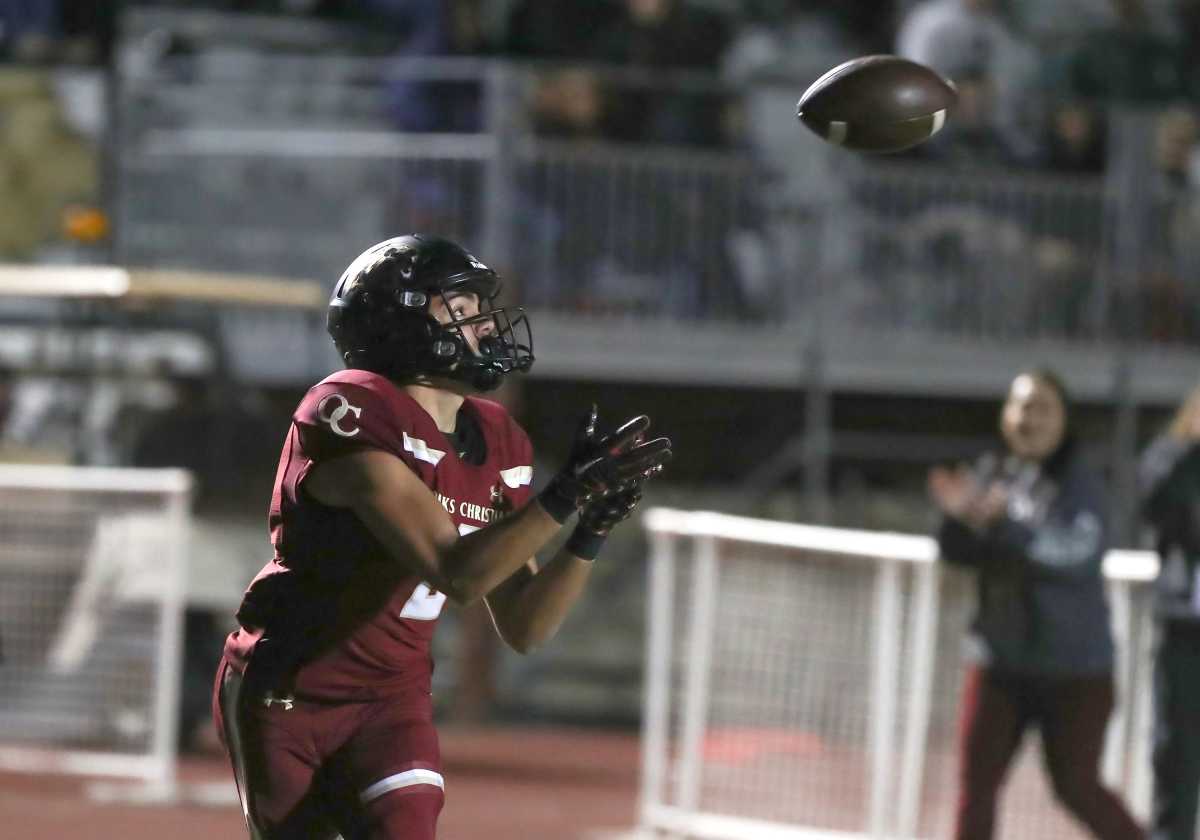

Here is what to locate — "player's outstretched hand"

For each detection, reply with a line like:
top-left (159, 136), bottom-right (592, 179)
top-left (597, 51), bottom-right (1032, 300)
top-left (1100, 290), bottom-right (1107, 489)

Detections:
top-left (578, 482), bottom-right (645, 537)
top-left (538, 405), bottom-right (672, 524)
top-left (565, 428), bottom-right (669, 560)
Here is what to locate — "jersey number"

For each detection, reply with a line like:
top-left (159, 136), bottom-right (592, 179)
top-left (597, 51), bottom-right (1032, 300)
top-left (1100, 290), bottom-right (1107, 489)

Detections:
top-left (397, 523), bottom-right (478, 620)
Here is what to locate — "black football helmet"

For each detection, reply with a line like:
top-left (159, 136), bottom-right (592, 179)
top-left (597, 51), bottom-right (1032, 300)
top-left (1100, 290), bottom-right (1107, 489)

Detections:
top-left (327, 234), bottom-right (533, 391)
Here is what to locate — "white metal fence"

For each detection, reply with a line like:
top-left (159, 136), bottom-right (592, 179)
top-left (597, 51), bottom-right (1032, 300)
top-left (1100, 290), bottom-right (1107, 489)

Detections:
top-left (0, 465), bottom-right (191, 794)
top-left (639, 508), bottom-right (1158, 840)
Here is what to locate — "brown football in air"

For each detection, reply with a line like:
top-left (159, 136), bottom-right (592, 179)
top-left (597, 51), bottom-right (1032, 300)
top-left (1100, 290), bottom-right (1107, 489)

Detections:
top-left (797, 55), bottom-right (957, 153)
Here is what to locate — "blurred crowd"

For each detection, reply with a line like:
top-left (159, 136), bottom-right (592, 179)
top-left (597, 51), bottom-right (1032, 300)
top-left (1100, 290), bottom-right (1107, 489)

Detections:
top-left (10, 0), bottom-right (1200, 166)
top-left (6, 0), bottom-right (1200, 334)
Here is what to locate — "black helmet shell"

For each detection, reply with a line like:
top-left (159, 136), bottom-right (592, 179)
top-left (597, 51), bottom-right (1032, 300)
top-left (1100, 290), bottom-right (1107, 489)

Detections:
top-left (327, 234), bottom-right (532, 390)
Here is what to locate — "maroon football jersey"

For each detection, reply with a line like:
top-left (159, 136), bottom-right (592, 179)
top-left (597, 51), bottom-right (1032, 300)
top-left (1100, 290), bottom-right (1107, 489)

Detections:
top-left (223, 369), bottom-right (534, 702)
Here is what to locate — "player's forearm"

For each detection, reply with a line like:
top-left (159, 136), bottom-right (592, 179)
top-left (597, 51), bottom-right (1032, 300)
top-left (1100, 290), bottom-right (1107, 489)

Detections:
top-left (494, 548), bottom-right (594, 653)
top-left (441, 501), bottom-right (565, 604)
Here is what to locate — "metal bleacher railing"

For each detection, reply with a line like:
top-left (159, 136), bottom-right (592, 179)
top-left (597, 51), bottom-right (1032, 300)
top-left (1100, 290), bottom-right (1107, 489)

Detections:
top-left (111, 12), bottom-right (1199, 341)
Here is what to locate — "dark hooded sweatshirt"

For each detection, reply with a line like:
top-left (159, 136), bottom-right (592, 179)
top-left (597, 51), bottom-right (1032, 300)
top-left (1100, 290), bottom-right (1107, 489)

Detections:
top-left (937, 443), bottom-right (1115, 676)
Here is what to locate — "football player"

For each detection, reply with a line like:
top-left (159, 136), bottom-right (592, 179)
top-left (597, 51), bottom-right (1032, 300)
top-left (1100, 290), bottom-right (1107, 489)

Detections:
top-left (212, 234), bottom-right (671, 840)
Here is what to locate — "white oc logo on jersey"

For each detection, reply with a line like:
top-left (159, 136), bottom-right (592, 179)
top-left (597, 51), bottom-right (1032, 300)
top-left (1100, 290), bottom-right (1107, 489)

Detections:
top-left (317, 393), bottom-right (363, 437)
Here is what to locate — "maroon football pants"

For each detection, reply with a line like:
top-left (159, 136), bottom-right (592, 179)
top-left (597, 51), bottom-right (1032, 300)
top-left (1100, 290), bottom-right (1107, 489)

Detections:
top-left (213, 658), bottom-right (445, 840)
top-left (954, 665), bottom-right (1145, 840)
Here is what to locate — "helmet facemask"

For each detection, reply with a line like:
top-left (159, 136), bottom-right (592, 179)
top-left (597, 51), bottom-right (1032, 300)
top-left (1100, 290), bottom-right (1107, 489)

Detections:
top-left (327, 235), bottom-right (535, 391)
top-left (421, 280), bottom-right (534, 392)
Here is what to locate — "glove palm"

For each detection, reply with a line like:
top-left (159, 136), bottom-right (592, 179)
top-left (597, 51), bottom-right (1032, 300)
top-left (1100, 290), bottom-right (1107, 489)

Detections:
top-left (540, 405), bottom-right (671, 522)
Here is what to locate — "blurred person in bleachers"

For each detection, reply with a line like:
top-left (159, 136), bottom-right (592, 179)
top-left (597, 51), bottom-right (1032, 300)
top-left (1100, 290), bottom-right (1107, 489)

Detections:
top-left (1136, 105), bottom-right (1200, 342)
top-left (1048, 0), bottom-right (1185, 105)
top-left (503, 0), bottom-right (617, 60)
top-left (1043, 101), bottom-right (1108, 174)
top-left (513, 1), bottom-right (751, 320)
top-left (527, 67), bottom-right (606, 141)
top-left (589, 0), bottom-right (729, 70)
top-left (1020, 100), bottom-right (1110, 333)
top-left (509, 133), bottom-right (749, 319)
top-left (833, 1), bottom-right (899, 54)
top-left (581, 1), bottom-right (744, 316)
top-left (873, 48), bottom-right (1052, 326)
top-left (587, 0), bottom-right (733, 149)
top-left (0, 0), bottom-right (58, 63)
top-left (722, 0), bottom-right (866, 178)
top-left (517, 66), bottom-right (741, 318)
top-left (928, 368), bottom-right (1145, 840)
top-left (363, 1), bottom-right (494, 259)
top-left (720, 0), bottom-right (868, 317)
top-left (898, 0), bottom-right (1019, 73)
top-left (362, 0), bottom-right (493, 133)
top-left (897, 0), bottom-right (1041, 166)
top-left (510, 66), bottom-right (608, 307)
top-left (55, 1), bottom-right (115, 65)
top-left (1138, 386), bottom-right (1200, 840)
top-left (0, 0), bottom-right (113, 65)
top-left (910, 61), bottom-right (1033, 167)
top-left (1175, 0), bottom-right (1200, 102)
top-left (1013, 0), bottom-right (1170, 37)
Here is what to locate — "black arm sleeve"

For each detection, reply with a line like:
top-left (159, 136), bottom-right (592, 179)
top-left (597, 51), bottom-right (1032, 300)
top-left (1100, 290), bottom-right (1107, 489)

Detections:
top-left (937, 516), bottom-right (993, 569)
top-left (1139, 438), bottom-right (1200, 525)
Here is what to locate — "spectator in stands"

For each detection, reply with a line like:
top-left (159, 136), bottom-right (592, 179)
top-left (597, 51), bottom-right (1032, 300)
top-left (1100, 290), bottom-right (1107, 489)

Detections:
top-left (362, 0), bottom-right (492, 133)
top-left (1029, 235), bottom-right (1097, 336)
top-left (1153, 106), bottom-right (1200, 189)
top-left (591, 0), bottom-right (729, 73)
top-left (913, 61), bottom-right (1031, 167)
top-left (720, 0), bottom-right (866, 316)
top-left (1136, 106), bottom-right (1200, 342)
top-left (723, 0), bottom-right (867, 163)
top-left (1175, 0), bottom-right (1200, 102)
top-left (1043, 101), bottom-right (1107, 174)
top-left (1139, 386), bottom-right (1200, 840)
top-left (898, 0), bottom-right (1009, 73)
top-left (829, 0), bottom-right (898, 55)
top-left (588, 0), bottom-right (733, 148)
top-left (504, 0), bottom-right (617, 60)
top-left (510, 66), bottom-right (609, 305)
top-left (897, 0), bottom-right (1040, 166)
top-left (511, 148), bottom-right (732, 318)
top-left (362, 1), bottom-right (493, 253)
top-left (0, 0), bottom-right (58, 62)
top-left (527, 68), bottom-right (606, 140)
top-left (0, 0), bottom-right (114, 65)
top-left (1052, 0), bottom-right (1184, 105)
top-left (56, 0), bottom-right (114, 64)
top-left (928, 368), bottom-right (1146, 840)
top-left (515, 1), bottom-right (745, 318)
top-left (1020, 104), bottom-right (1107, 333)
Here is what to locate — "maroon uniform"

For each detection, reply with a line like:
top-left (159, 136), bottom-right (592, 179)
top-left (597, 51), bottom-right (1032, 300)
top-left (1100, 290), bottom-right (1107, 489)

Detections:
top-left (213, 369), bottom-right (533, 839)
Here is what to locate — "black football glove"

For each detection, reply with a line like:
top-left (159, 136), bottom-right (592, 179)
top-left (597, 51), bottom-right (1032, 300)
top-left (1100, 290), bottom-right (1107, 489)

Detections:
top-left (578, 481), bottom-right (645, 537)
top-left (566, 464), bottom-right (669, 561)
top-left (538, 405), bottom-right (672, 524)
